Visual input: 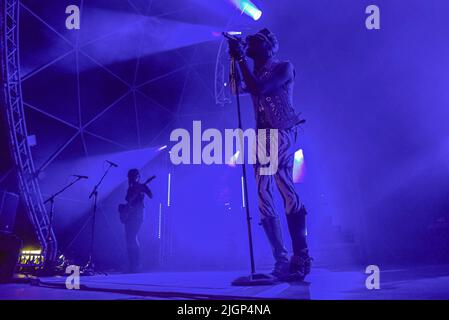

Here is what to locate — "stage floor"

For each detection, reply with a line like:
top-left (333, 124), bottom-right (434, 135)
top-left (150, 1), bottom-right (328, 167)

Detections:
top-left (1, 265), bottom-right (449, 300)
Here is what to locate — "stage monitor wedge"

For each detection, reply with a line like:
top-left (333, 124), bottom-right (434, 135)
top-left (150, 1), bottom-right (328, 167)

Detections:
top-left (0, 190), bottom-right (19, 233)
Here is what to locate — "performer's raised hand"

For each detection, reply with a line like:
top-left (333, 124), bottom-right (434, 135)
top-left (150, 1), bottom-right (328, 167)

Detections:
top-left (227, 37), bottom-right (245, 60)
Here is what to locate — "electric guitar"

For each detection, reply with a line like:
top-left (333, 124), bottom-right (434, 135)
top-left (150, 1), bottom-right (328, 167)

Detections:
top-left (118, 175), bottom-right (156, 223)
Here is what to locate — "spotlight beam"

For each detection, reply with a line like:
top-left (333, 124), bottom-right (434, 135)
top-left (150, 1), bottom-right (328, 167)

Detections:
top-left (229, 0), bottom-right (262, 21)
top-left (76, 10), bottom-right (219, 71)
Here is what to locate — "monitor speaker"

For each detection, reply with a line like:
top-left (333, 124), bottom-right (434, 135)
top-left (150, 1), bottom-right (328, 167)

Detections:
top-left (0, 231), bottom-right (22, 283)
top-left (0, 190), bottom-right (19, 233)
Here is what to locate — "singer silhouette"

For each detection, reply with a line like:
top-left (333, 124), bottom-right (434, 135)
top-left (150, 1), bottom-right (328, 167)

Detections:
top-left (227, 28), bottom-right (312, 281)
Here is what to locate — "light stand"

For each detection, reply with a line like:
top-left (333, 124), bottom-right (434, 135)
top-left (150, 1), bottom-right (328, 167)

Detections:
top-left (83, 163), bottom-right (115, 276)
top-left (229, 56), bottom-right (275, 286)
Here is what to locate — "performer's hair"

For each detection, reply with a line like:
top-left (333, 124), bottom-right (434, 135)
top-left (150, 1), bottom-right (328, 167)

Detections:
top-left (127, 169), bottom-right (139, 185)
top-left (254, 28), bottom-right (279, 56)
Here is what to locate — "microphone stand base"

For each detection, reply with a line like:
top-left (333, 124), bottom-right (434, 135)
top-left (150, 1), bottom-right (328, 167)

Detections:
top-left (37, 261), bottom-right (64, 277)
top-left (82, 261), bottom-right (107, 277)
top-left (231, 273), bottom-right (277, 286)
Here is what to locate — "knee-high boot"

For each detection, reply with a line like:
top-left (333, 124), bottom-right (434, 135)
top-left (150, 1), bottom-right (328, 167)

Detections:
top-left (260, 217), bottom-right (289, 277)
top-left (286, 205), bottom-right (312, 280)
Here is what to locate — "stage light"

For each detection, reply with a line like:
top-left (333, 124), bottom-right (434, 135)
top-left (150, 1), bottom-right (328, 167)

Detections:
top-left (18, 248), bottom-right (45, 272)
top-left (157, 145), bottom-right (168, 151)
top-left (293, 149), bottom-right (305, 183)
top-left (241, 176), bottom-right (246, 208)
top-left (242, 1), bottom-right (262, 21)
top-left (167, 173), bottom-right (171, 207)
top-left (21, 248), bottom-right (42, 255)
top-left (230, 0), bottom-right (263, 21)
top-left (158, 203), bottom-right (162, 239)
top-left (227, 150), bottom-right (240, 167)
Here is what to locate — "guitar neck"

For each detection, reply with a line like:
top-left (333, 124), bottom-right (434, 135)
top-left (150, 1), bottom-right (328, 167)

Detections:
top-left (144, 176), bottom-right (156, 184)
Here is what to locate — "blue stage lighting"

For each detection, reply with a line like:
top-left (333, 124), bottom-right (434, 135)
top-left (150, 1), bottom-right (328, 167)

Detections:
top-left (231, 0), bottom-right (262, 21)
top-left (241, 0), bottom-right (262, 21)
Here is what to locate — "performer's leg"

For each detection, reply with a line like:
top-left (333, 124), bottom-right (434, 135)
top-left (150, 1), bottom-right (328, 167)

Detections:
top-left (274, 164), bottom-right (307, 255)
top-left (125, 215), bottom-right (142, 272)
top-left (255, 166), bottom-right (289, 277)
top-left (274, 127), bottom-right (311, 279)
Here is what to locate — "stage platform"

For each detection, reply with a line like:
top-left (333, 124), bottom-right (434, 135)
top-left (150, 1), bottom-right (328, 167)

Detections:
top-left (1, 265), bottom-right (449, 300)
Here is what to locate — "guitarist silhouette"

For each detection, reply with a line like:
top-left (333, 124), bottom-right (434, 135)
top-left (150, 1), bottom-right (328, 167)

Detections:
top-left (121, 169), bottom-right (155, 272)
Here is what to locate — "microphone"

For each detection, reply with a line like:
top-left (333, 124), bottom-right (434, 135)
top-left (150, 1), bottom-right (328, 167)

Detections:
top-left (223, 32), bottom-right (244, 94)
top-left (72, 175), bottom-right (88, 179)
top-left (222, 32), bottom-right (245, 44)
top-left (106, 160), bottom-right (118, 168)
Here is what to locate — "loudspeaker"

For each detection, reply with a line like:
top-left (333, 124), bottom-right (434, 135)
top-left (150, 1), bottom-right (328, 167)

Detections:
top-left (0, 231), bottom-right (22, 283)
top-left (0, 190), bottom-right (19, 233)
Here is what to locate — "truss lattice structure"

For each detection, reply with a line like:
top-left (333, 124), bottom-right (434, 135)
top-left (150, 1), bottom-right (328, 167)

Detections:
top-left (1, 0), bottom-right (56, 261)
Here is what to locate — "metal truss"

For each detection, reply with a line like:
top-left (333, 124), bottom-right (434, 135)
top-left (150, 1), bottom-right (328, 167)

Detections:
top-left (1, 0), bottom-right (57, 262)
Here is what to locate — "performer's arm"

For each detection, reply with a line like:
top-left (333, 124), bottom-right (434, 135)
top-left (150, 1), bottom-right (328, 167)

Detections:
top-left (238, 60), bottom-right (294, 95)
top-left (125, 189), bottom-right (130, 202)
top-left (143, 185), bottom-right (153, 199)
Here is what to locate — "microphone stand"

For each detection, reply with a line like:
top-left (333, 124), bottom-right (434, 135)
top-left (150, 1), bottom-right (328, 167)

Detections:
top-left (228, 55), bottom-right (275, 286)
top-left (83, 163), bottom-right (115, 276)
top-left (41, 176), bottom-right (85, 274)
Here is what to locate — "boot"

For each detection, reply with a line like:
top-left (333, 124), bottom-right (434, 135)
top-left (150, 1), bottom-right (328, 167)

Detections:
top-left (287, 249), bottom-right (313, 281)
top-left (286, 205), bottom-right (308, 257)
top-left (285, 205), bottom-right (312, 281)
top-left (260, 217), bottom-right (289, 278)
